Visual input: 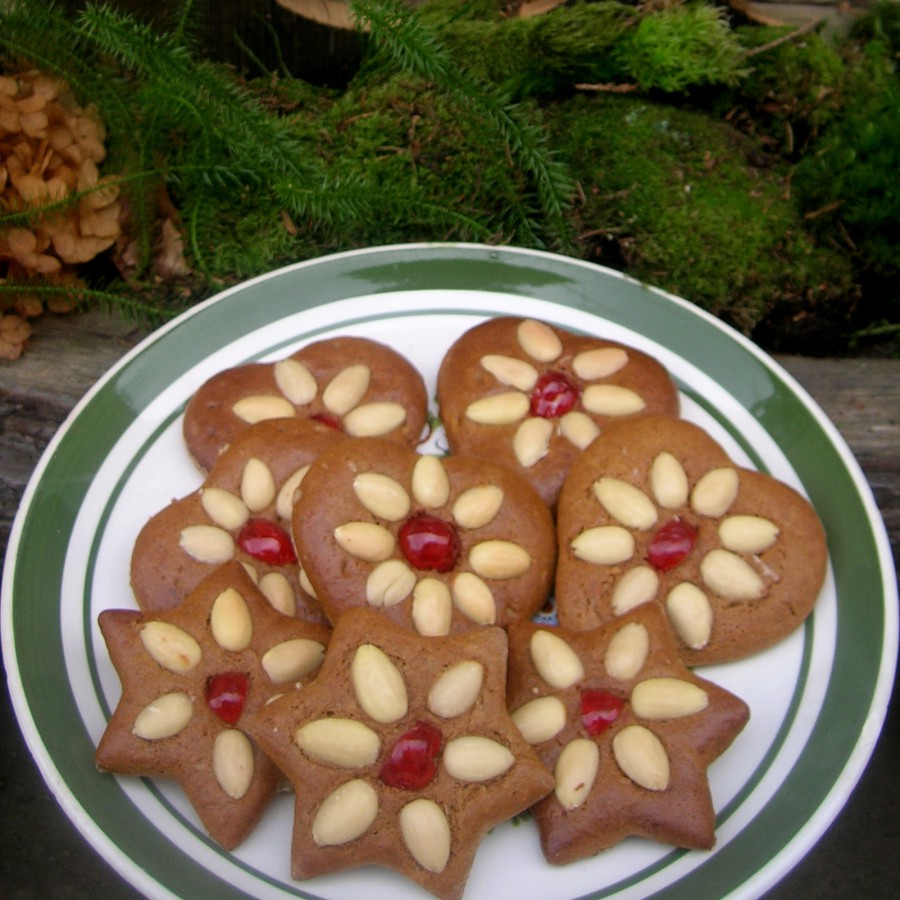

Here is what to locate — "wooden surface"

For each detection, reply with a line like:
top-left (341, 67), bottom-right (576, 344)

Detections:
top-left (0, 308), bottom-right (897, 898)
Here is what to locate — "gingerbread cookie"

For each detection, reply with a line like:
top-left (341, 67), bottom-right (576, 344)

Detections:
top-left (95, 562), bottom-right (331, 850)
top-left (555, 415), bottom-right (828, 665)
top-left (183, 335), bottom-right (429, 471)
top-left (437, 317), bottom-right (679, 509)
top-left (131, 417), bottom-right (344, 622)
top-left (243, 607), bottom-right (554, 900)
top-left (292, 437), bottom-right (557, 634)
top-left (506, 606), bottom-right (750, 864)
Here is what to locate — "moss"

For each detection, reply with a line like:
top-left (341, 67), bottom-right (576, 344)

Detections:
top-left (549, 94), bottom-right (857, 342)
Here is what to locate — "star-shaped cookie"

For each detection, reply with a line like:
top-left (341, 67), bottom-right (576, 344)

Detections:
top-left (95, 561), bottom-right (331, 849)
top-left (506, 605), bottom-right (750, 865)
top-left (243, 607), bottom-right (554, 900)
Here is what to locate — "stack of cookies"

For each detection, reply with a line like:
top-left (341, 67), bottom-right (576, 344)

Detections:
top-left (95, 318), bottom-right (828, 899)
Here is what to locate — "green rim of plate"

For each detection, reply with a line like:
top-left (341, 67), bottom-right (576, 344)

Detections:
top-left (4, 243), bottom-right (895, 900)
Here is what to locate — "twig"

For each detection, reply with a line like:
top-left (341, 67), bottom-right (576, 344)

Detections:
top-left (574, 82), bottom-right (638, 94)
top-left (744, 17), bottom-right (823, 58)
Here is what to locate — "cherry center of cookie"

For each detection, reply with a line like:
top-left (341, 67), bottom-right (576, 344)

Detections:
top-left (647, 516), bottom-right (697, 572)
top-left (237, 518), bottom-right (297, 566)
top-left (399, 513), bottom-right (460, 572)
top-left (379, 721), bottom-right (444, 790)
top-left (530, 370), bottom-right (580, 419)
top-left (206, 672), bottom-right (250, 725)
top-left (311, 412), bottom-right (342, 430)
top-left (580, 689), bottom-right (625, 736)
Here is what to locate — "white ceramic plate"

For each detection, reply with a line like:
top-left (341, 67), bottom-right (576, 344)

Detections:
top-left (3, 244), bottom-right (896, 900)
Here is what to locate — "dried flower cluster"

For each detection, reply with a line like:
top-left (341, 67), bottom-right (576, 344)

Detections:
top-left (1, 69), bottom-right (122, 358)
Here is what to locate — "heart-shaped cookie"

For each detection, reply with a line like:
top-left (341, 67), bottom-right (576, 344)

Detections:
top-left (555, 415), bottom-right (828, 665)
top-left (292, 436), bottom-right (557, 633)
top-left (183, 335), bottom-right (428, 471)
top-left (437, 317), bottom-right (680, 509)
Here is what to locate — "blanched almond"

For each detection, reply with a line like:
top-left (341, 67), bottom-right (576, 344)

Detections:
top-left (334, 521), bottom-right (396, 562)
top-left (274, 358), bottom-right (317, 405)
top-left (132, 692), bottom-right (192, 740)
top-left (719, 515), bottom-right (779, 554)
top-left (351, 644), bottom-right (408, 724)
top-left (276, 465), bottom-right (309, 520)
top-left (213, 729), bottom-right (254, 799)
top-left (517, 319), bottom-right (562, 362)
top-left (594, 477), bottom-right (658, 530)
top-left (513, 417), bottom-right (553, 468)
top-left (631, 677), bottom-right (709, 720)
top-left (451, 572), bottom-right (496, 625)
top-left (262, 638), bottom-right (325, 683)
top-left (353, 472), bottom-right (411, 522)
top-left (571, 526), bottom-right (634, 565)
top-left (344, 401), bottom-right (407, 437)
top-left (299, 566), bottom-right (317, 599)
top-left (511, 695), bottom-right (567, 744)
top-left (179, 524), bottom-right (234, 563)
top-left (468, 540), bottom-right (532, 580)
top-left (322, 363), bottom-right (370, 415)
top-left (201, 487), bottom-right (249, 531)
top-left (258, 571), bottom-right (296, 616)
top-left (650, 451), bottom-right (689, 509)
top-left (295, 718), bottom-right (381, 768)
top-left (691, 467), bottom-right (739, 517)
top-left (554, 738), bottom-right (599, 810)
top-left (427, 660), bottom-right (484, 718)
top-left (366, 559), bottom-right (416, 607)
top-left (241, 457), bottom-right (276, 512)
top-left (465, 391), bottom-right (530, 425)
top-left (666, 582), bottom-right (713, 649)
top-left (443, 735), bottom-right (514, 782)
top-left (559, 411), bottom-right (600, 449)
top-left (572, 346), bottom-right (628, 380)
top-left (210, 587), bottom-right (253, 651)
top-left (530, 629), bottom-right (584, 688)
top-left (232, 394), bottom-right (296, 424)
top-left (611, 565), bottom-right (659, 615)
top-left (480, 354), bottom-right (538, 391)
top-left (604, 621), bottom-right (650, 680)
top-left (701, 548), bottom-right (765, 600)
top-left (452, 484), bottom-right (504, 530)
top-left (312, 779), bottom-right (378, 846)
top-left (411, 455), bottom-right (450, 508)
top-left (582, 385), bottom-right (646, 416)
top-left (612, 724), bottom-right (670, 790)
top-left (399, 799), bottom-right (451, 873)
top-left (140, 621), bottom-right (202, 673)
top-left (411, 577), bottom-right (452, 636)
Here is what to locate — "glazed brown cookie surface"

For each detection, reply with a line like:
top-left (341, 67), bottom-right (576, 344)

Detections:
top-left (506, 606), bottom-right (750, 865)
top-left (95, 562), bottom-right (331, 850)
top-left (555, 415), bottom-right (828, 665)
top-left (292, 436), bottom-right (557, 634)
top-left (131, 417), bottom-right (344, 622)
top-left (244, 607), bottom-right (554, 900)
top-left (437, 317), bottom-right (680, 509)
top-left (183, 335), bottom-right (428, 471)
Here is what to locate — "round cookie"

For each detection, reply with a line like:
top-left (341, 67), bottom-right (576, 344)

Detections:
top-left (95, 562), bottom-right (331, 850)
top-left (183, 335), bottom-right (429, 471)
top-left (555, 415), bottom-right (829, 665)
top-left (506, 606), bottom-right (750, 864)
top-left (437, 317), bottom-right (680, 509)
top-left (243, 607), bottom-right (554, 900)
top-left (132, 417), bottom-right (345, 623)
top-left (292, 437), bottom-right (557, 634)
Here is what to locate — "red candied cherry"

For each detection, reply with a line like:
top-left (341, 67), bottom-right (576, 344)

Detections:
top-left (237, 518), bottom-right (297, 566)
top-left (379, 722), bottom-right (444, 790)
top-left (399, 513), bottom-right (460, 573)
top-left (206, 672), bottom-right (250, 725)
top-left (647, 517), bottom-right (697, 572)
top-left (311, 412), bottom-right (342, 430)
top-left (581, 690), bottom-right (624, 736)
top-left (530, 370), bottom-right (580, 419)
